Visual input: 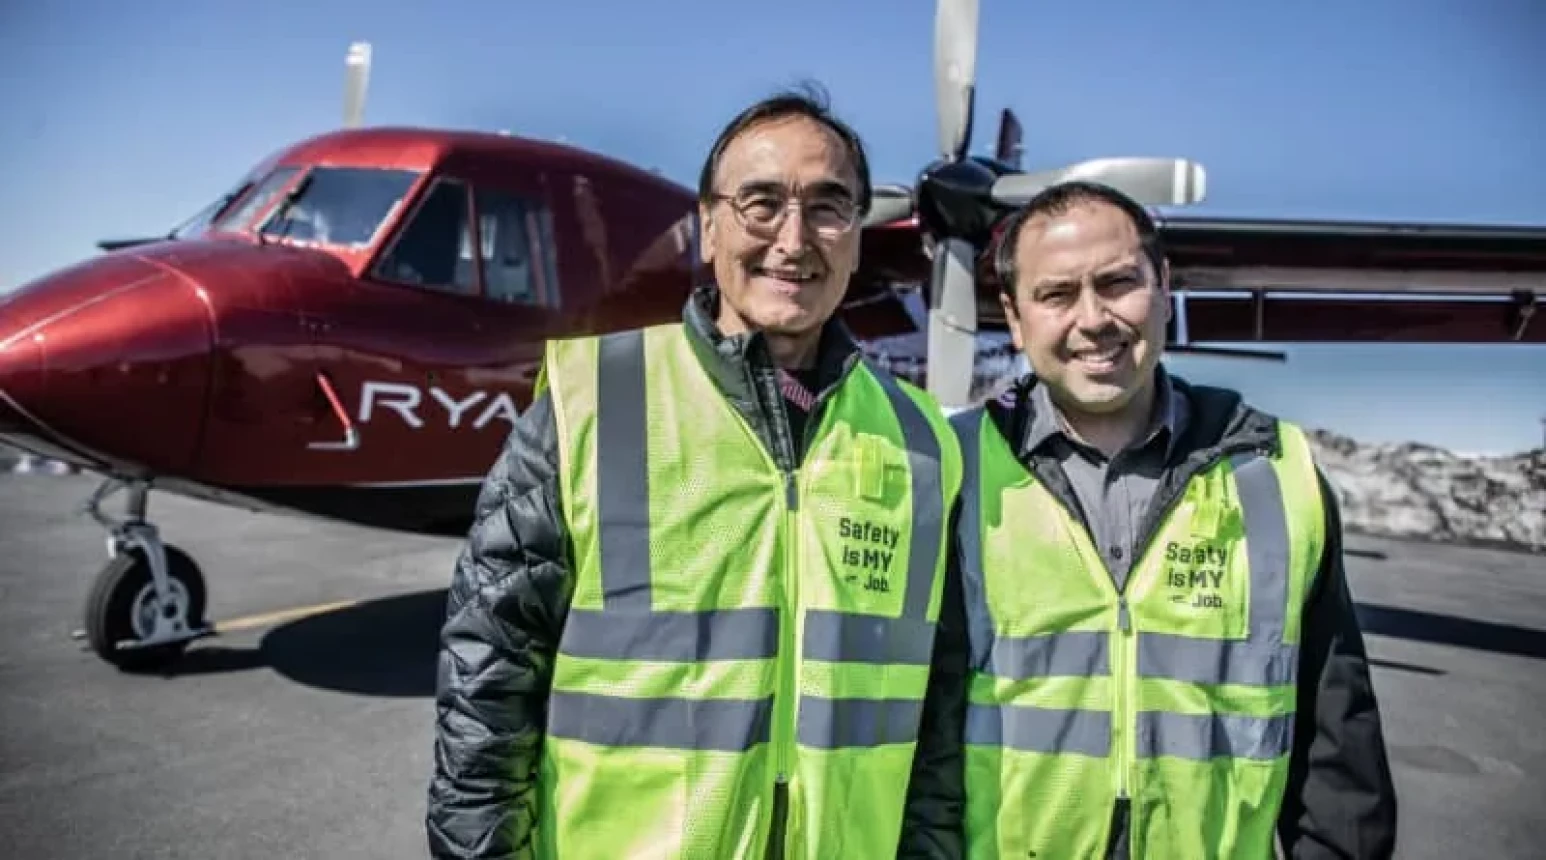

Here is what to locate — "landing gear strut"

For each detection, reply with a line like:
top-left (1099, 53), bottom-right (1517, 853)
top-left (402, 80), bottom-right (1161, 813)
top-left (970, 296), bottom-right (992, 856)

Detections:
top-left (80, 479), bottom-right (212, 671)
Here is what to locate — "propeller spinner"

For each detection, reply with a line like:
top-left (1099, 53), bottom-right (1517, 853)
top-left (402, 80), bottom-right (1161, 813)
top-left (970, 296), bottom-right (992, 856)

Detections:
top-left (888, 0), bottom-right (1211, 407)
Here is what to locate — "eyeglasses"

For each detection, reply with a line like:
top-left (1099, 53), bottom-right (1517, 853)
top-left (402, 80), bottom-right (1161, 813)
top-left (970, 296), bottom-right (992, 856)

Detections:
top-left (711, 184), bottom-right (861, 239)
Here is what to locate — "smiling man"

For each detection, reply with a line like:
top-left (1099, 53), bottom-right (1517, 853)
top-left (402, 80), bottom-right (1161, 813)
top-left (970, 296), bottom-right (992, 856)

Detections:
top-left (947, 181), bottom-right (1398, 858)
top-left (425, 85), bottom-right (969, 860)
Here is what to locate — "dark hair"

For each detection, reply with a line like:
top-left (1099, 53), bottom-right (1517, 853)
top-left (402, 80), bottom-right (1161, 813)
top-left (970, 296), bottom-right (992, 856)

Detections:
top-left (696, 81), bottom-right (872, 216)
top-left (992, 180), bottom-right (1165, 294)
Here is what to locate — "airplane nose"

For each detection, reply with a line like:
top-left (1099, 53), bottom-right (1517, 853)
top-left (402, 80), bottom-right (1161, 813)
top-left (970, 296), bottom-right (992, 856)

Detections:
top-left (0, 258), bottom-right (213, 474)
top-left (0, 333), bottom-right (44, 435)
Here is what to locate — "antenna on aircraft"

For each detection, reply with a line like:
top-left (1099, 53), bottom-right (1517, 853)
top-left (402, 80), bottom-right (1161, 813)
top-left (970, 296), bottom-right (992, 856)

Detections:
top-left (342, 41), bottom-right (372, 128)
top-left (864, 0), bottom-right (1211, 407)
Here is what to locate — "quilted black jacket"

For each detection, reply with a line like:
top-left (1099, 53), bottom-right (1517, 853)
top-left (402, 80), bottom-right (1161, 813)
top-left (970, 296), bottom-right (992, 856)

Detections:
top-left (425, 285), bottom-right (968, 859)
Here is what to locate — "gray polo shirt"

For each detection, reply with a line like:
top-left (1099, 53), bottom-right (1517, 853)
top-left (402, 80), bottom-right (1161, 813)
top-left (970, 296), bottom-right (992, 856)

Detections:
top-left (1022, 368), bottom-right (1190, 591)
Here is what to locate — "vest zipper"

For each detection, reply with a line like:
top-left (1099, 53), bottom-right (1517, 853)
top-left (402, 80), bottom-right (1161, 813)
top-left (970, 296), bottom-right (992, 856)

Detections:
top-left (1114, 596), bottom-right (1134, 803)
top-left (758, 352), bottom-right (850, 859)
top-left (767, 468), bottom-right (799, 860)
top-left (766, 777), bottom-right (789, 860)
top-left (1026, 436), bottom-right (1266, 860)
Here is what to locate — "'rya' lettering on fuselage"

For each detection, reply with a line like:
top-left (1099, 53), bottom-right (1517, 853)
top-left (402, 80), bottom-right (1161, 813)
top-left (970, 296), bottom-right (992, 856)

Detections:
top-left (1163, 540), bottom-right (1230, 608)
top-left (838, 516), bottom-right (900, 593)
top-left (358, 381), bottom-right (519, 431)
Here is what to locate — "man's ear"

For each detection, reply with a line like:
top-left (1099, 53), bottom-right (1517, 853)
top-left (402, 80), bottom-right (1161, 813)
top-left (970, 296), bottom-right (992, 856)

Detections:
top-left (697, 203), bottom-right (715, 265)
top-left (999, 289), bottom-right (1025, 353)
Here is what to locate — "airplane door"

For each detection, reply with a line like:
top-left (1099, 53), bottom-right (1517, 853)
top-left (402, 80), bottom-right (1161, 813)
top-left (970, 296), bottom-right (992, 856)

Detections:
top-left (296, 175), bottom-right (529, 503)
top-left (186, 256), bottom-right (330, 492)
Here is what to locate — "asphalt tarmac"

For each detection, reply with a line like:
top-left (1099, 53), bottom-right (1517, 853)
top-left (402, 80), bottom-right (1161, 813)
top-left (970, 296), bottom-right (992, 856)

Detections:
top-left (0, 473), bottom-right (1542, 859)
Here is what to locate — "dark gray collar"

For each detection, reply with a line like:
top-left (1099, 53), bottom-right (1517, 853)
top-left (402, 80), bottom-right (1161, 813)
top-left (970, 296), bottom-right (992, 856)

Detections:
top-left (680, 283), bottom-right (864, 407)
top-left (1020, 364), bottom-right (1189, 462)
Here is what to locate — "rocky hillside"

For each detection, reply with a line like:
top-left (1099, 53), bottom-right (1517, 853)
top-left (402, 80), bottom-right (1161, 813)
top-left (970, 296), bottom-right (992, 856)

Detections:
top-left (5, 427), bottom-right (1543, 553)
top-left (1307, 428), bottom-right (1545, 554)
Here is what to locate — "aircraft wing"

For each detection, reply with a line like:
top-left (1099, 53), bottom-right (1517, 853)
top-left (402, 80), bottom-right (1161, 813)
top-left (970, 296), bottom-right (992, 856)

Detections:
top-left (842, 214), bottom-right (1546, 345)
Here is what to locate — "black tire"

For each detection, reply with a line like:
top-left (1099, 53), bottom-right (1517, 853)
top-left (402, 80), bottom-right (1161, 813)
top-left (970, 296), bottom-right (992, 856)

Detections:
top-left (84, 544), bottom-right (207, 672)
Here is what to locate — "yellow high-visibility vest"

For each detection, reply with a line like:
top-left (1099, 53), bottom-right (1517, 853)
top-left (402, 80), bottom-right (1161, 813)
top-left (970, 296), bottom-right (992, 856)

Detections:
top-left (951, 404), bottom-right (1324, 859)
top-left (534, 323), bottom-right (961, 859)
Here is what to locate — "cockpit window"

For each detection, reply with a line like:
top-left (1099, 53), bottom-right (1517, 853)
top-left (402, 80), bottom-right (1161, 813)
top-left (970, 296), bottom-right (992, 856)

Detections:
top-left (374, 178), bottom-right (478, 294)
top-left (258, 166), bottom-right (421, 248)
top-left (170, 181), bottom-right (251, 239)
top-left (212, 167), bottom-right (300, 232)
top-left (475, 187), bottom-right (560, 307)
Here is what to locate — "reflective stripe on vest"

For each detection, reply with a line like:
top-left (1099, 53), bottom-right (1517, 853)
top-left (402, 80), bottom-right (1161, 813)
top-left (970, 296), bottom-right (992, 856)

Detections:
top-left (950, 405), bottom-right (1324, 859)
top-left (536, 323), bottom-right (960, 859)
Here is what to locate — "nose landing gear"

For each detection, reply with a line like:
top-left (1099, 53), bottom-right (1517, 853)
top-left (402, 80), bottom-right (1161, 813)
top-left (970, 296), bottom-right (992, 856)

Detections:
top-left (81, 478), bottom-right (212, 671)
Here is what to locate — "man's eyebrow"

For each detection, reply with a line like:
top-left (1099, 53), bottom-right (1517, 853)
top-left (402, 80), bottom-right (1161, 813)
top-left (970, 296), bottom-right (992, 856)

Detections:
top-left (1029, 275), bottom-right (1078, 293)
top-left (806, 179), bottom-right (856, 200)
top-left (733, 178), bottom-right (855, 199)
top-left (732, 179), bottom-right (782, 194)
top-left (1029, 261), bottom-right (1142, 294)
top-left (1094, 261), bottom-right (1144, 281)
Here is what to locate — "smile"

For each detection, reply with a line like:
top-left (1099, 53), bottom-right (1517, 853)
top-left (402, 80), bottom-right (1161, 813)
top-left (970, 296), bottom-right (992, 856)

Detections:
top-left (752, 266), bottom-right (820, 284)
top-left (1070, 342), bottom-right (1129, 372)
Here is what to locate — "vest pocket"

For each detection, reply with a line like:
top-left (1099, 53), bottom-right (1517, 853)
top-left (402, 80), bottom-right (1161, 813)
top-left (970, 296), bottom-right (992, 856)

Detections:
top-left (963, 739), bottom-right (1116, 859)
top-left (538, 741), bottom-right (691, 857)
top-left (1130, 750), bottom-right (1286, 858)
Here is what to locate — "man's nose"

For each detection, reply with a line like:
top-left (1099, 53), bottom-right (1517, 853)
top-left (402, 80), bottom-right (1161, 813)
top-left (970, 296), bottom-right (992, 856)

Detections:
top-left (772, 204), bottom-right (811, 252)
top-left (1073, 284), bottom-right (1109, 329)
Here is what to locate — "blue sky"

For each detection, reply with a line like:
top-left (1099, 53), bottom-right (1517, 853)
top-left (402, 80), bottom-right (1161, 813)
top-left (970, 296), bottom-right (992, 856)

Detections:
top-left (2, 0), bottom-right (1542, 453)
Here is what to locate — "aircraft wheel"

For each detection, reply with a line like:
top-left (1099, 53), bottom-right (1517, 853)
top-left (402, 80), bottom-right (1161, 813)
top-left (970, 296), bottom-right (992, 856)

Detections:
top-left (84, 544), bottom-right (207, 671)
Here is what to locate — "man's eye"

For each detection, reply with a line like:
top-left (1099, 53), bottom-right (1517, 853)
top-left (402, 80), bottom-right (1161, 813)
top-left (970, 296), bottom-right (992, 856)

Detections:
top-left (742, 198), bottom-right (782, 217)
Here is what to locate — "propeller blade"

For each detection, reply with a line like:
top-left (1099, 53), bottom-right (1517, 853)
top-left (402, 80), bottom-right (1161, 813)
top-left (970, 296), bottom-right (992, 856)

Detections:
top-left (863, 185), bottom-right (916, 227)
top-left (926, 237), bottom-right (980, 407)
top-left (991, 157), bottom-right (1208, 208)
top-left (994, 108), bottom-right (1023, 170)
top-left (342, 41), bottom-right (372, 128)
top-left (934, 0), bottom-right (979, 161)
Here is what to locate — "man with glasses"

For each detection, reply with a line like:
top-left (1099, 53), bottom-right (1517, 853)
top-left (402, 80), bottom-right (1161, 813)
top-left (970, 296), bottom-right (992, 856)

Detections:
top-left (426, 85), bottom-right (970, 860)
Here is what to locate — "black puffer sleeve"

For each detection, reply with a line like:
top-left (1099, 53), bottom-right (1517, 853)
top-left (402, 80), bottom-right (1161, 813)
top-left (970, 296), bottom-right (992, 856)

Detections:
top-left (1277, 469), bottom-right (1399, 859)
top-left (426, 390), bottom-right (573, 859)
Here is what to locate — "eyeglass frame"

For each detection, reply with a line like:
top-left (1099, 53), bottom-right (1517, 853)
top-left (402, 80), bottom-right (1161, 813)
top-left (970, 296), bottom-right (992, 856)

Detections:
top-left (707, 180), bottom-right (865, 240)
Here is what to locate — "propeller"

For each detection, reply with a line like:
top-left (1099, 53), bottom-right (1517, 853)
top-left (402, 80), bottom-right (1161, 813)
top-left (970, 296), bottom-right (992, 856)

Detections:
top-left (991, 157), bottom-right (1208, 208)
top-left (892, 0), bottom-right (1215, 407)
top-left (864, 184), bottom-right (917, 228)
top-left (342, 41), bottom-right (372, 128)
top-left (915, 0), bottom-right (982, 406)
top-left (933, 0), bottom-right (979, 162)
top-left (927, 237), bottom-right (981, 405)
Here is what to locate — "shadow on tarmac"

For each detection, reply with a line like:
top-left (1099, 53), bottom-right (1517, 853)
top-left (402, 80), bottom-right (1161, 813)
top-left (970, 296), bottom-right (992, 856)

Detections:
top-left (122, 588), bottom-right (1546, 698)
top-left (150, 589), bottom-right (449, 697)
top-left (1356, 601), bottom-right (1546, 662)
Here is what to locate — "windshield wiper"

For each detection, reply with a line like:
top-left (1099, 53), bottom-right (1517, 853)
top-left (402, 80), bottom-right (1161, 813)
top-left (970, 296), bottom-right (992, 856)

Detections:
top-left (256, 174), bottom-right (314, 246)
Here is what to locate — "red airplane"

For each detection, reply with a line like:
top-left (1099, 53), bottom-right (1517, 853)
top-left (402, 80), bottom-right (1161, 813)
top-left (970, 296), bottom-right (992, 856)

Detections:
top-left (2, 1), bottom-right (1543, 672)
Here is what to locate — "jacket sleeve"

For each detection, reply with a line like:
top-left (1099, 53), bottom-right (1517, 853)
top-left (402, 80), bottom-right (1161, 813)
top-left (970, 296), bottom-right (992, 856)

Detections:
top-left (426, 390), bottom-right (573, 860)
top-left (1277, 469), bottom-right (1399, 859)
top-left (897, 502), bottom-right (969, 860)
